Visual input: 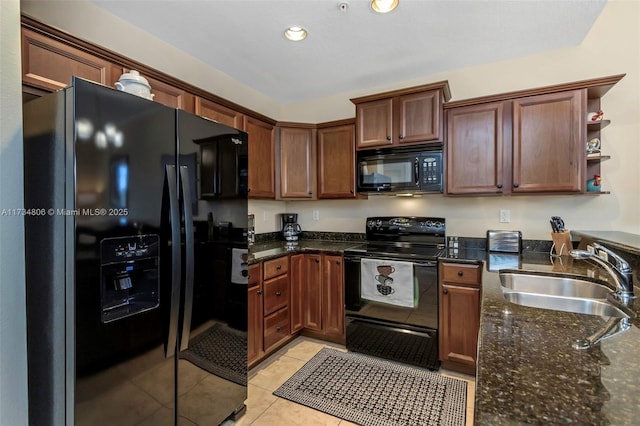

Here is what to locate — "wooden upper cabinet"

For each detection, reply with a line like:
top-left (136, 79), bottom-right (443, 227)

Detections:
top-left (115, 68), bottom-right (193, 112)
top-left (21, 27), bottom-right (117, 92)
top-left (277, 127), bottom-right (316, 199)
top-left (512, 90), bottom-right (584, 193)
top-left (245, 117), bottom-right (275, 198)
top-left (397, 91), bottom-right (441, 144)
top-left (446, 102), bottom-right (506, 195)
top-left (446, 92), bottom-right (584, 195)
top-left (355, 98), bottom-right (394, 148)
top-left (317, 123), bottom-right (356, 199)
top-left (352, 82), bottom-right (450, 150)
top-left (195, 97), bottom-right (244, 129)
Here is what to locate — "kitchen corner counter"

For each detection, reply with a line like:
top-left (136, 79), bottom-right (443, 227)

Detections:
top-left (248, 240), bottom-right (363, 263)
top-left (471, 251), bottom-right (640, 425)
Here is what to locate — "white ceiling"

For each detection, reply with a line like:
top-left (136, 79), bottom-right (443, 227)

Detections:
top-left (89, 0), bottom-right (607, 104)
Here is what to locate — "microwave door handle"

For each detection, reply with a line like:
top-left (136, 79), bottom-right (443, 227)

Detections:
top-left (414, 157), bottom-right (419, 185)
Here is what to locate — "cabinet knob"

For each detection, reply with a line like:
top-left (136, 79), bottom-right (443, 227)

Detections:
top-left (276, 326), bottom-right (282, 332)
top-left (276, 265), bottom-right (281, 270)
top-left (350, 190), bottom-right (354, 194)
top-left (443, 289), bottom-right (448, 295)
top-left (275, 291), bottom-right (282, 296)
top-left (399, 134), bottom-right (404, 140)
top-left (336, 261), bottom-right (341, 265)
top-left (513, 183), bottom-right (520, 188)
top-left (457, 271), bottom-right (463, 277)
top-left (247, 188), bottom-right (251, 193)
top-left (257, 290), bottom-right (262, 295)
top-left (386, 135), bottom-right (391, 141)
top-left (308, 191), bottom-right (312, 195)
top-left (315, 259), bottom-right (320, 263)
top-left (497, 184), bottom-right (503, 189)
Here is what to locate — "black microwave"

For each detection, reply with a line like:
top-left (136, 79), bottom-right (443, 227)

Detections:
top-left (356, 147), bottom-right (443, 194)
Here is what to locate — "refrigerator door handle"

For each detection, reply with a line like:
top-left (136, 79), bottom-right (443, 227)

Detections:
top-left (163, 165), bottom-right (181, 358)
top-left (179, 166), bottom-right (195, 351)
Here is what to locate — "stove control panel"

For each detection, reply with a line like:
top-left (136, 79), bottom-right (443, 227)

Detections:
top-left (366, 216), bottom-right (445, 236)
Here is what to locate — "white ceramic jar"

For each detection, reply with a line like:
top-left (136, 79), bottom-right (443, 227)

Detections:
top-left (115, 70), bottom-right (154, 100)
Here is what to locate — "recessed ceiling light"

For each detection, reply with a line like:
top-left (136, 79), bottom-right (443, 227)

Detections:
top-left (284, 26), bottom-right (307, 41)
top-left (371, 0), bottom-right (399, 13)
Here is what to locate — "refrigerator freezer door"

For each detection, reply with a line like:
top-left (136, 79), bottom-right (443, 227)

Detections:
top-left (70, 78), bottom-right (178, 426)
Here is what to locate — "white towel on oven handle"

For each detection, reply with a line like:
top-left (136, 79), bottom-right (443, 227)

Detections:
top-left (231, 248), bottom-right (248, 284)
top-left (360, 258), bottom-right (416, 308)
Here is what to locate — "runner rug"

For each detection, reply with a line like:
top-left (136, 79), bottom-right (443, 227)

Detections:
top-left (273, 348), bottom-right (467, 426)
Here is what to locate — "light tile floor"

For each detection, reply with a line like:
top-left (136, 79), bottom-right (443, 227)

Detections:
top-left (227, 337), bottom-right (475, 426)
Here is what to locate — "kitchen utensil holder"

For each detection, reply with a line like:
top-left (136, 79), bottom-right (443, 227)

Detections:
top-left (550, 230), bottom-right (572, 257)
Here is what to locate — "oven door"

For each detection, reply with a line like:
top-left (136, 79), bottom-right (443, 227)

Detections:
top-left (344, 253), bottom-right (439, 370)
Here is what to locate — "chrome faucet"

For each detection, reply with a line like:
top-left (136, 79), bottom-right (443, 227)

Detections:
top-left (570, 243), bottom-right (634, 302)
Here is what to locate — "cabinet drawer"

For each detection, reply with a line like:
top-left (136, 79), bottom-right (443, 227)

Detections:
top-left (248, 263), bottom-right (261, 288)
top-left (263, 274), bottom-right (289, 315)
top-left (263, 256), bottom-right (289, 280)
top-left (441, 262), bottom-right (482, 285)
top-left (264, 308), bottom-right (290, 350)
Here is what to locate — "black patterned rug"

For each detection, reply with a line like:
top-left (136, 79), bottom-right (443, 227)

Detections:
top-left (274, 348), bottom-right (467, 426)
top-left (179, 323), bottom-right (247, 386)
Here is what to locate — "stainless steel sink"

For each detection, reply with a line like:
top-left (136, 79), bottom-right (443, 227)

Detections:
top-left (502, 291), bottom-right (629, 318)
top-left (500, 272), bottom-right (612, 299)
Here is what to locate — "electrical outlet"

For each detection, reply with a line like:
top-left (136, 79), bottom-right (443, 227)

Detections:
top-left (597, 250), bottom-right (609, 261)
top-left (312, 210), bottom-right (320, 221)
top-left (499, 209), bottom-right (511, 223)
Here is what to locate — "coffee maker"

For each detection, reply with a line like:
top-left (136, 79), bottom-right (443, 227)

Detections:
top-left (281, 213), bottom-right (302, 242)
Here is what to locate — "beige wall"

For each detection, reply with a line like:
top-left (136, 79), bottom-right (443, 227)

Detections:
top-left (22, 0), bottom-right (640, 240)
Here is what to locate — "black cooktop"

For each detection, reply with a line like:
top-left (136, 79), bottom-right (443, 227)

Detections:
top-left (345, 242), bottom-right (446, 261)
top-left (345, 216), bottom-right (446, 260)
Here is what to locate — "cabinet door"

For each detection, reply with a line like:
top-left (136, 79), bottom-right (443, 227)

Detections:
top-left (512, 90), bottom-right (584, 193)
top-left (439, 283), bottom-right (480, 372)
top-left (303, 254), bottom-right (323, 331)
top-left (124, 69), bottom-right (193, 112)
top-left (247, 263), bottom-right (263, 365)
top-left (397, 90), bottom-right (442, 144)
top-left (289, 254), bottom-right (304, 333)
top-left (322, 255), bottom-right (345, 341)
top-left (195, 97), bottom-right (244, 129)
top-left (356, 98), bottom-right (393, 149)
top-left (446, 102), bottom-right (506, 195)
top-left (317, 125), bottom-right (356, 199)
top-left (21, 27), bottom-right (117, 92)
top-left (245, 117), bottom-right (275, 198)
top-left (278, 127), bottom-right (316, 199)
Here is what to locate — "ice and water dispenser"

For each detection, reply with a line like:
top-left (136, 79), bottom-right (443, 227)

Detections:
top-left (100, 235), bottom-right (160, 323)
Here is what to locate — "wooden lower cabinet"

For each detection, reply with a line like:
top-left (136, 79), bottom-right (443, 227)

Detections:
top-left (321, 255), bottom-right (345, 340)
top-left (247, 263), bottom-right (263, 365)
top-left (249, 252), bottom-right (346, 367)
top-left (438, 261), bottom-right (482, 375)
top-left (300, 253), bottom-right (345, 344)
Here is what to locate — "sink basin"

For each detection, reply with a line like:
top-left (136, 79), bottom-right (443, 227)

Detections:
top-left (500, 272), bottom-right (612, 299)
top-left (502, 292), bottom-right (629, 318)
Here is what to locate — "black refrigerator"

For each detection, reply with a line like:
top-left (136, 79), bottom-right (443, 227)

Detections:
top-left (23, 78), bottom-right (249, 426)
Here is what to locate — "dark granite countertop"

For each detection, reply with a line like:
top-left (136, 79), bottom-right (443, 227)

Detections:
top-left (465, 250), bottom-right (640, 425)
top-left (572, 230), bottom-right (640, 256)
top-left (248, 240), bottom-right (363, 263)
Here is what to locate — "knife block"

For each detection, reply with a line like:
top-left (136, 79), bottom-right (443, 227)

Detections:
top-left (550, 230), bottom-right (572, 256)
